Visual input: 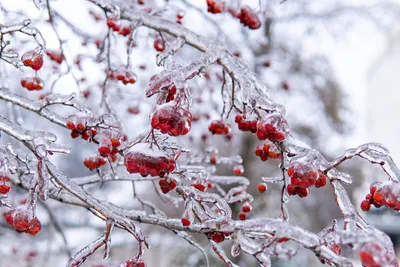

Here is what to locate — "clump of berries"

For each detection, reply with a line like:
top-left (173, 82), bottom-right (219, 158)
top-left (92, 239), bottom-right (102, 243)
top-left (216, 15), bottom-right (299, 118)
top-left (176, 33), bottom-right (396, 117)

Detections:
top-left (236, 6), bottom-right (261, 30)
top-left (66, 115), bottom-right (98, 141)
top-left (21, 77), bottom-right (44, 91)
top-left (120, 259), bottom-right (146, 267)
top-left (3, 206), bottom-right (41, 235)
top-left (235, 112), bottom-right (289, 142)
top-left (97, 130), bottom-right (124, 158)
top-left (106, 19), bottom-right (132, 36)
top-left (256, 112), bottom-right (289, 142)
top-left (21, 50), bottom-right (43, 71)
top-left (109, 68), bottom-right (137, 84)
top-left (255, 141), bottom-right (282, 161)
top-left (124, 143), bottom-right (176, 177)
top-left (361, 181), bottom-right (400, 212)
top-left (46, 50), bottom-right (63, 64)
top-left (159, 177), bottom-right (177, 194)
top-left (83, 156), bottom-right (107, 170)
top-left (286, 160), bottom-right (327, 198)
top-left (0, 174), bottom-right (12, 194)
top-left (206, 0), bottom-right (225, 14)
top-left (208, 120), bottom-right (231, 135)
top-left (235, 114), bottom-right (258, 133)
top-left (238, 201), bottom-right (252, 220)
top-left (359, 242), bottom-right (398, 267)
top-left (151, 104), bottom-right (192, 136)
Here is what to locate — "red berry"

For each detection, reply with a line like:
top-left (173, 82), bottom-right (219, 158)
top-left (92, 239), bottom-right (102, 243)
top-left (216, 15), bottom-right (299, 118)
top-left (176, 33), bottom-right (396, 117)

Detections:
top-left (66, 121), bottom-right (75, 130)
top-left (209, 155), bottom-right (219, 164)
top-left (258, 183), bottom-right (267, 193)
top-left (315, 173), bottom-right (327, 188)
top-left (98, 146), bottom-right (111, 157)
top-left (192, 183), bottom-right (206, 192)
top-left (153, 38), bottom-right (165, 52)
top-left (181, 218), bottom-right (191, 226)
top-left (330, 244), bottom-right (342, 256)
top-left (70, 130), bottom-right (80, 139)
top-left (360, 200), bottom-right (371, 212)
top-left (238, 212), bottom-right (246, 220)
top-left (241, 204), bottom-right (252, 213)
top-left (76, 123), bottom-right (86, 132)
top-left (233, 165), bottom-right (244, 175)
top-left (208, 232), bottom-right (225, 243)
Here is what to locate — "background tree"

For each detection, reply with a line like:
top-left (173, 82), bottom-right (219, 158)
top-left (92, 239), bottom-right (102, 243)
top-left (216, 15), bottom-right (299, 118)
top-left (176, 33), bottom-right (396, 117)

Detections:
top-left (0, 0), bottom-right (399, 266)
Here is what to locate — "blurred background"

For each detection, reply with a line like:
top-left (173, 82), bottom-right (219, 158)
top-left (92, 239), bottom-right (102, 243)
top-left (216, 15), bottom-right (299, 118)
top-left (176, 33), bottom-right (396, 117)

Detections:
top-left (0, 0), bottom-right (400, 266)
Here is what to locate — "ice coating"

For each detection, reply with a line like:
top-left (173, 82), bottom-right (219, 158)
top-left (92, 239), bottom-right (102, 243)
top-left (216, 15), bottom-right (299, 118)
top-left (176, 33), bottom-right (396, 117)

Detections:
top-left (124, 143), bottom-right (176, 177)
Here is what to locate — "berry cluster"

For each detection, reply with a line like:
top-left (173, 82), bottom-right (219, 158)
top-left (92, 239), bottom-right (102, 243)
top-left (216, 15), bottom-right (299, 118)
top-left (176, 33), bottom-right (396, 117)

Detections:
top-left (21, 50), bottom-right (43, 71)
top-left (256, 113), bottom-right (289, 142)
top-left (175, 12), bottom-right (184, 24)
top-left (254, 142), bottom-right (282, 161)
top-left (46, 50), bottom-right (63, 64)
top-left (106, 19), bottom-right (132, 36)
top-left (120, 259), bottom-right (146, 267)
top-left (151, 105), bottom-right (192, 136)
top-left (153, 38), bottom-right (165, 52)
top-left (83, 156), bottom-right (107, 170)
top-left (359, 242), bottom-right (397, 267)
top-left (208, 120), bottom-right (231, 135)
top-left (159, 177), bottom-right (177, 194)
top-left (238, 202), bottom-right (252, 220)
top-left (66, 116), bottom-right (98, 141)
top-left (3, 206), bottom-right (41, 235)
top-left (124, 144), bottom-right (176, 177)
top-left (236, 6), bottom-right (261, 30)
top-left (206, 0), bottom-right (225, 14)
top-left (0, 174), bottom-right (12, 194)
top-left (235, 114), bottom-right (258, 133)
top-left (109, 68), bottom-right (137, 84)
top-left (97, 132), bottom-right (124, 158)
top-left (360, 181), bottom-right (400, 212)
top-left (286, 161), bottom-right (326, 198)
top-left (235, 112), bottom-right (289, 142)
top-left (21, 77), bottom-right (44, 91)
